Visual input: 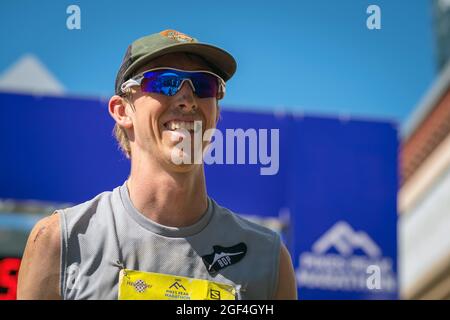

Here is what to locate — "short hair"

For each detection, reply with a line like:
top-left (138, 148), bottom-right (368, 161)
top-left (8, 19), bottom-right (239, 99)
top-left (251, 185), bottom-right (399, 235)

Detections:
top-left (113, 121), bottom-right (132, 159)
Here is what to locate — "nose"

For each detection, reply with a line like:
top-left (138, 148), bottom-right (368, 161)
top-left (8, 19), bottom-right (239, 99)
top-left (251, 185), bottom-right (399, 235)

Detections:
top-left (174, 80), bottom-right (197, 112)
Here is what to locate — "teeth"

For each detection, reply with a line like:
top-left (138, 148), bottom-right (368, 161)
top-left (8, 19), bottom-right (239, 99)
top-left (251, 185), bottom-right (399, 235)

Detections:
top-left (166, 121), bottom-right (197, 131)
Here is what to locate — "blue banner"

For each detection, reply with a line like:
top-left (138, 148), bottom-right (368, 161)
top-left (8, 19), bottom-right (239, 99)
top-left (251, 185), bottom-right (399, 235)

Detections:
top-left (0, 92), bottom-right (398, 299)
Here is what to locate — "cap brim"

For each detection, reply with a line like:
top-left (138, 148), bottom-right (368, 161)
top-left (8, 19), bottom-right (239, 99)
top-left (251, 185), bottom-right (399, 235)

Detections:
top-left (123, 42), bottom-right (237, 82)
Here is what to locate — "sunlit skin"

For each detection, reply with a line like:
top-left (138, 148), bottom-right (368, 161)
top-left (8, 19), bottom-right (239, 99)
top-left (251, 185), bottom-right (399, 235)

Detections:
top-left (17, 52), bottom-right (297, 300)
top-left (120, 56), bottom-right (219, 173)
top-left (108, 52), bottom-right (219, 228)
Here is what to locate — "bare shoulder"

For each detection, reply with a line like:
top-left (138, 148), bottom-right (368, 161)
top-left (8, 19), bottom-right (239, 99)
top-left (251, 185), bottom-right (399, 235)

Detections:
top-left (17, 212), bottom-right (61, 300)
top-left (274, 243), bottom-right (298, 300)
top-left (29, 213), bottom-right (60, 247)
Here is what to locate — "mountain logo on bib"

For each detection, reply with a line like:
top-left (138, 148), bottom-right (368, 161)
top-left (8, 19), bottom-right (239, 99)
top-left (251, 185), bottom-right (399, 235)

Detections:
top-left (202, 243), bottom-right (247, 275)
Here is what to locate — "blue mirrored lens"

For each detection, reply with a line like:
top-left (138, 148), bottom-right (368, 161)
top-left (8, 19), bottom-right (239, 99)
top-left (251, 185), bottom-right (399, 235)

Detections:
top-left (141, 70), bottom-right (218, 98)
top-left (190, 73), bottom-right (218, 98)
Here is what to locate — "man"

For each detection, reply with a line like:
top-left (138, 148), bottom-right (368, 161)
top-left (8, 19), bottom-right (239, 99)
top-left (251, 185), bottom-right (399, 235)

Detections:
top-left (17, 30), bottom-right (297, 300)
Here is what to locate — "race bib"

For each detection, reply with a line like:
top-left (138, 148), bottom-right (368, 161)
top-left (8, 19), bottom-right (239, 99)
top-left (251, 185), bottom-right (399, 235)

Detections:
top-left (118, 269), bottom-right (237, 300)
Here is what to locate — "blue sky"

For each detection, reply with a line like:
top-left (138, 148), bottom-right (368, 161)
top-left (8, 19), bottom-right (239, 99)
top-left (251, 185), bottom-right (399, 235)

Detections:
top-left (0, 0), bottom-right (437, 124)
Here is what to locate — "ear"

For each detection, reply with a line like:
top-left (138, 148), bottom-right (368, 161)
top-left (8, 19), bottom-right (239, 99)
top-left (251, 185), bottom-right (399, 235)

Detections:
top-left (108, 95), bottom-right (133, 129)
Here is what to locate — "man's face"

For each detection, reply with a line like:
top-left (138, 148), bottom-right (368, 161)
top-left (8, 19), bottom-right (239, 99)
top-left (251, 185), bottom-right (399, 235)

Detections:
top-left (124, 52), bottom-right (219, 172)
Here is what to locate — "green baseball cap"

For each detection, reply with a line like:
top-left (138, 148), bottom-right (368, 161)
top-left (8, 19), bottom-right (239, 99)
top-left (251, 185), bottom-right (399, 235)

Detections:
top-left (115, 29), bottom-right (237, 95)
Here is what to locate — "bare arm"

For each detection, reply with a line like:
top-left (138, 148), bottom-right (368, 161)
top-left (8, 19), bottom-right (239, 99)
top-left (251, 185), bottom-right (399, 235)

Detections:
top-left (274, 243), bottom-right (298, 300)
top-left (17, 213), bottom-right (61, 300)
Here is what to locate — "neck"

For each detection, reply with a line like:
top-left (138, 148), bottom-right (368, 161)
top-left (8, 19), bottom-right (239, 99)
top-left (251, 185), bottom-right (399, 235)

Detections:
top-left (127, 153), bottom-right (208, 228)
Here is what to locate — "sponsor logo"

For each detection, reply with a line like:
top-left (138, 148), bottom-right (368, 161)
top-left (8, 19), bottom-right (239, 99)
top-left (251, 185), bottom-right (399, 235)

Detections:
top-left (209, 289), bottom-right (221, 300)
top-left (169, 280), bottom-right (186, 291)
top-left (129, 279), bottom-right (152, 293)
top-left (202, 243), bottom-right (247, 275)
top-left (165, 279), bottom-right (189, 299)
top-left (312, 221), bottom-right (381, 258)
top-left (296, 221), bottom-right (396, 292)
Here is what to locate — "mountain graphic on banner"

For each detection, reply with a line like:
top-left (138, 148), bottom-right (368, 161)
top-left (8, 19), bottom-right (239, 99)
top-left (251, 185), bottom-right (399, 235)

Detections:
top-left (312, 221), bottom-right (381, 258)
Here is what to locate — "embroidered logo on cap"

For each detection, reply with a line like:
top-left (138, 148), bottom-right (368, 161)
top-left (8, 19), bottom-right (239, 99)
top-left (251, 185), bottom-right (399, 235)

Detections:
top-left (160, 29), bottom-right (195, 43)
top-left (202, 243), bottom-right (247, 275)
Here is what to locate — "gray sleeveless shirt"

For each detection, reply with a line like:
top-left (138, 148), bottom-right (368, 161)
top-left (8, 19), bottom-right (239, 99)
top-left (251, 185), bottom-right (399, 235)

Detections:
top-left (58, 181), bottom-right (281, 300)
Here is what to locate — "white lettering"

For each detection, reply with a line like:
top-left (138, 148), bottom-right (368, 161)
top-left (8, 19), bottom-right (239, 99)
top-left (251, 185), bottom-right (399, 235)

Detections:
top-left (170, 125), bottom-right (280, 175)
top-left (366, 5), bottom-right (381, 30)
top-left (366, 265), bottom-right (382, 289)
top-left (66, 5), bottom-right (81, 30)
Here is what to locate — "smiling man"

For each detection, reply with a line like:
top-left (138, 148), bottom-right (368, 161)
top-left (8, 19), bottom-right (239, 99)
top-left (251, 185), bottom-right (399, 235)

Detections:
top-left (17, 30), bottom-right (297, 300)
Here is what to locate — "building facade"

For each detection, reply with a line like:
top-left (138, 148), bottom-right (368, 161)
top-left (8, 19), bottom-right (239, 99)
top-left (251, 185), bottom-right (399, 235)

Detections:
top-left (399, 61), bottom-right (450, 299)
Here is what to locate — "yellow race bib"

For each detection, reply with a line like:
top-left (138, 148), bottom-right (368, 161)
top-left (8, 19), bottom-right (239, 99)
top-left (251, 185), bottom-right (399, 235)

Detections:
top-left (118, 269), bottom-right (237, 300)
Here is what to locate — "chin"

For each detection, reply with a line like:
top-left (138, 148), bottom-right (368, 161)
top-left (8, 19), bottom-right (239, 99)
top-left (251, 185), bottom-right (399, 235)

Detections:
top-left (162, 147), bottom-right (200, 172)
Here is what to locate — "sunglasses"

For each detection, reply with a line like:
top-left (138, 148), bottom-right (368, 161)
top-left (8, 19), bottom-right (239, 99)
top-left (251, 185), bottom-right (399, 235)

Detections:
top-left (120, 67), bottom-right (226, 99)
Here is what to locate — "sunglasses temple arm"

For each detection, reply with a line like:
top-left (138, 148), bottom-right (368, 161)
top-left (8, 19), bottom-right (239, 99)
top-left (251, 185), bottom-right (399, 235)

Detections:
top-left (120, 77), bottom-right (143, 94)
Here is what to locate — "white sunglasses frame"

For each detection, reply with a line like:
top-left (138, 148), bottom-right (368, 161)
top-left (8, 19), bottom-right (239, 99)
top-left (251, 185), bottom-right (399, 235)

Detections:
top-left (120, 67), bottom-right (226, 98)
